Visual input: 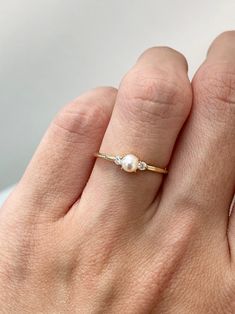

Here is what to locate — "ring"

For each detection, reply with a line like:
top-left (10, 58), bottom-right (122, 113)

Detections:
top-left (94, 152), bottom-right (168, 174)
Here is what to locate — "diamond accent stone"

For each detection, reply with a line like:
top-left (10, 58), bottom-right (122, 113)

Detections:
top-left (114, 156), bottom-right (122, 166)
top-left (138, 161), bottom-right (147, 171)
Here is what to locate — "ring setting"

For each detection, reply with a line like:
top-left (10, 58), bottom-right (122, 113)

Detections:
top-left (94, 152), bottom-right (168, 174)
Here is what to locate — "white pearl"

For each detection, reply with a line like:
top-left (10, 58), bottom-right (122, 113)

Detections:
top-left (121, 154), bottom-right (139, 172)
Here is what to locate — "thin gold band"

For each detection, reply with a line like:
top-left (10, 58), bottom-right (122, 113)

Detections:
top-left (94, 152), bottom-right (168, 174)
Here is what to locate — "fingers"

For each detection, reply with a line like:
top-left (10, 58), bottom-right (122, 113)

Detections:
top-left (80, 47), bottom-right (192, 218)
top-left (6, 87), bottom-right (117, 220)
top-left (160, 32), bottom-right (235, 238)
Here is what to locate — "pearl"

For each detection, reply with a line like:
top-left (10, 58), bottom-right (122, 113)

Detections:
top-left (121, 154), bottom-right (139, 172)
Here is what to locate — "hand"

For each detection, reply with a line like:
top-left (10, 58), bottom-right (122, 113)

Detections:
top-left (0, 31), bottom-right (235, 313)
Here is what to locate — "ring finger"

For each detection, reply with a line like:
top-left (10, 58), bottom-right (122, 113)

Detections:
top-left (81, 47), bottom-right (192, 216)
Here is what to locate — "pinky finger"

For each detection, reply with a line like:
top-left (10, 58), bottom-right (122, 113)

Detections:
top-left (3, 87), bottom-right (117, 220)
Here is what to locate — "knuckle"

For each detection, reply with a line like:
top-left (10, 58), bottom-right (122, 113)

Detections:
top-left (52, 98), bottom-right (109, 142)
top-left (123, 68), bottom-right (180, 104)
top-left (119, 68), bottom-right (191, 123)
top-left (194, 63), bottom-right (235, 122)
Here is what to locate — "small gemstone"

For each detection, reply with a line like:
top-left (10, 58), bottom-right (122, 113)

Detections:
top-left (114, 156), bottom-right (122, 165)
top-left (138, 161), bottom-right (147, 171)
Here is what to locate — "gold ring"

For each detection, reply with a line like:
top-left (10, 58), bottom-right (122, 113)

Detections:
top-left (94, 152), bottom-right (168, 174)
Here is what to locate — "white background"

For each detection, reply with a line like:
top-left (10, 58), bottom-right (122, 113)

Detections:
top-left (0, 0), bottom-right (235, 191)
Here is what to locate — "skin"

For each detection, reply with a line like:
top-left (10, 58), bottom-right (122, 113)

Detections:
top-left (0, 31), bottom-right (235, 313)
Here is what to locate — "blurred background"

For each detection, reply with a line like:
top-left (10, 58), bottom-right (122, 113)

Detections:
top-left (0, 0), bottom-right (235, 198)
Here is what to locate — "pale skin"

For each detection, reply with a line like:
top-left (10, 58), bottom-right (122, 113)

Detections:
top-left (0, 31), bottom-right (235, 313)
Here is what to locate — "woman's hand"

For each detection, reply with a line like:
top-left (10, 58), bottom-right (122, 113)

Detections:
top-left (0, 31), bottom-right (235, 313)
